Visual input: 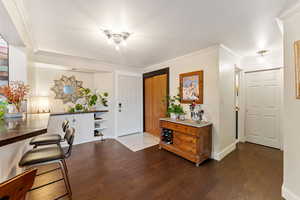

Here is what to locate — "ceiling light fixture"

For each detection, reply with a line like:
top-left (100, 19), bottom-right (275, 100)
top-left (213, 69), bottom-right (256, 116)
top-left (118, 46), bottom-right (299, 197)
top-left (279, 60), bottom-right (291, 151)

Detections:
top-left (257, 50), bottom-right (269, 57)
top-left (103, 30), bottom-right (131, 51)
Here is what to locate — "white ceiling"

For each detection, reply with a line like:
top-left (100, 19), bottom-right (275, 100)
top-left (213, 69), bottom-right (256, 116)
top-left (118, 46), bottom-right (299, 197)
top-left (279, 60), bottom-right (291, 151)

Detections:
top-left (21, 0), bottom-right (297, 68)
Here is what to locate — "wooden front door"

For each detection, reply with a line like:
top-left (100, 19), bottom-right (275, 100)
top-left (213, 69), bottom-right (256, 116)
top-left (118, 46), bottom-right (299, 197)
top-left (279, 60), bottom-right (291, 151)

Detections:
top-left (145, 74), bottom-right (167, 137)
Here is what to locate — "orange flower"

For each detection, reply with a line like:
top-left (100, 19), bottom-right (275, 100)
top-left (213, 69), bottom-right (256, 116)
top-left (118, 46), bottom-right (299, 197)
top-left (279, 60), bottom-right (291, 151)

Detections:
top-left (0, 81), bottom-right (29, 112)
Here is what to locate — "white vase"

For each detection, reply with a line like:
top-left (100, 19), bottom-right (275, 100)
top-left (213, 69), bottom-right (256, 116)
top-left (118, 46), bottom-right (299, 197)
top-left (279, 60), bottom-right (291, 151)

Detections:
top-left (170, 113), bottom-right (178, 120)
top-left (5, 104), bottom-right (23, 118)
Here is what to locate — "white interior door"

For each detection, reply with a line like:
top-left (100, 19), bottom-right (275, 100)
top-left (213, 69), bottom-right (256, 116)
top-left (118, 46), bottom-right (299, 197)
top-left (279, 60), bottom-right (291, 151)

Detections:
top-left (117, 74), bottom-right (142, 137)
top-left (245, 69), bottom-right (282, 149)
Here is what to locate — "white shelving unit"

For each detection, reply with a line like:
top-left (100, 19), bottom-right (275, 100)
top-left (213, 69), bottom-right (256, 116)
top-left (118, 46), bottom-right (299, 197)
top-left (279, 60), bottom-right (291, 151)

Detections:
top-left (94, 111), bottom-right (108, 140)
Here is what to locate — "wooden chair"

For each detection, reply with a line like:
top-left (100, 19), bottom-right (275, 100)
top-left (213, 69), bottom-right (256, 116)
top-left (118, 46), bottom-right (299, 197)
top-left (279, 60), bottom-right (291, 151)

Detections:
top-left (0, 169), bottom-right (37, 200)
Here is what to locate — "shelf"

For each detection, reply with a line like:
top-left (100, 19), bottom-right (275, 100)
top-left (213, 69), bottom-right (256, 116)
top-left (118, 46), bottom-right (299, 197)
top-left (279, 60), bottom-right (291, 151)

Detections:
top-left (94, 119), bottom-right (106, 122)
top-left (94, 127), bottom-right (107, 130)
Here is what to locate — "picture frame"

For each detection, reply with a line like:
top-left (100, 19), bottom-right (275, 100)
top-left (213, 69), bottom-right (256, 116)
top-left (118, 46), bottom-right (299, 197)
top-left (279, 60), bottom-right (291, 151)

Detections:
top-left (0, 35), bottom-right (9, 97)
top-left (179, 70), bottom-right (203, 104)
top-left (295, 41), bottom-right (300, 99)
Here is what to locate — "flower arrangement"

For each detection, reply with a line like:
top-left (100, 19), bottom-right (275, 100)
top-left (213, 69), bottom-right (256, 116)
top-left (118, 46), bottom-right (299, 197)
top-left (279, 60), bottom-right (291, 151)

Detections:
top-left (165, 93), bottom-right (185, 119)
top-left (0, 81), bottom-right (30, 112)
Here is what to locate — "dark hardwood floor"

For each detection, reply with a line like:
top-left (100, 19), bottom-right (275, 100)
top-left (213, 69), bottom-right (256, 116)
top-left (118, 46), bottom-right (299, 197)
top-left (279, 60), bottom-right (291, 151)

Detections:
top-left (28, 140), bottom-right (283, 200)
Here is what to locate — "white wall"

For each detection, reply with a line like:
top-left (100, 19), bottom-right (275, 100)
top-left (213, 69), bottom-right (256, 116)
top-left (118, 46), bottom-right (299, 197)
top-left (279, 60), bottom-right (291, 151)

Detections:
top-left (218, 46), bottom-right (240, 154)
top-left (281, 10), bottom-right (300, 200)
top-left (28, 67), bottom-right (95, 112)
top-left (9, 45), bottom-right (27, 83)
top-left (145, 45), bottom-right (239, 159)
top-left (241, 49), bottom-right (283, 72)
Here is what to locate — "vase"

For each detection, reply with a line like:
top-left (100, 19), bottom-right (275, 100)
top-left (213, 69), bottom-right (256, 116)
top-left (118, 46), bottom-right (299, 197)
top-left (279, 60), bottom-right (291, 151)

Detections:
top-left (170, 113), bottom-right (178, 120)
top-left (4, 104), bottom-right (23, 118)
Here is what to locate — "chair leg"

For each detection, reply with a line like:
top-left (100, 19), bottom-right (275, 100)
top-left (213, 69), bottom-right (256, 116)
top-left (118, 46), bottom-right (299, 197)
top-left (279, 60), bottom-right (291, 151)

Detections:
top-left (59, 160), bottom-right (72, 197)
top-left (62, 158), bottom-right (69, 175)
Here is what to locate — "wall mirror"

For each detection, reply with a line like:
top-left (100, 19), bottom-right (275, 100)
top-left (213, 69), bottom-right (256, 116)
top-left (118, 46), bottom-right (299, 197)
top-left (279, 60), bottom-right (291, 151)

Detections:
top-left (51, 75), bottom-right (83, 104)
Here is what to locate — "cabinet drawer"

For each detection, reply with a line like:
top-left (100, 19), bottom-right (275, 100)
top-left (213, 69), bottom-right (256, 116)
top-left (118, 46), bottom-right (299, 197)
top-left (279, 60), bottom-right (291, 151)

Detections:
top-left (174, 132), bottom-right (197, 144)
top-left (173, 134), bottom-right (197, 155)
top-left (160, 120), bottom-right (199, 136)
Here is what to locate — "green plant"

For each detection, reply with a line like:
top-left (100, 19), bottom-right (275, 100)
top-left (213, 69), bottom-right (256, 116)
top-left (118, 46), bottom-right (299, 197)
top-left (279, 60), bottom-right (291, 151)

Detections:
top-left (79, 87), bottom-right (109, 108)
top-left (0, 101), bottom-right (7, 119)
top-left (75, 104), bottom-right (83, 111)
top-left (165, 94), bottom-right (185, 116)
top-left (68, 107), bottom-right (75, 113)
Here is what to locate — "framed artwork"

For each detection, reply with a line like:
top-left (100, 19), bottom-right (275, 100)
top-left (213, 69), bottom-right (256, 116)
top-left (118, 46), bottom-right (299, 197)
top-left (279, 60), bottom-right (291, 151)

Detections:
top-left (295, 41), bottom-right (300, 99)
top-left (0, 35), bottom-right (9, 97)
top-left (179, 71), bottom-right (203, 104)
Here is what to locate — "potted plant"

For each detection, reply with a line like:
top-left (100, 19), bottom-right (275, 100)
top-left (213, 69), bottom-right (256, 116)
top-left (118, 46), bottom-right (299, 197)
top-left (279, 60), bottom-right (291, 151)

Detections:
top-left (79, 87), bottom-right (109, 110)
top-left (0, 81), bottom-right (29, 118)
top-left (68, 88), bottom-right (109, 112)
top-left (166, 94), bottom-right (185, 120)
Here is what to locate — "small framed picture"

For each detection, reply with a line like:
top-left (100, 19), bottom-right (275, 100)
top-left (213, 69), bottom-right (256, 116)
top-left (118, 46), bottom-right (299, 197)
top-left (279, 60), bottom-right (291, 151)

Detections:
top-left (179, 71), bottom-right (203, 104)
top-left (294, 41), bottom-right (300, 99)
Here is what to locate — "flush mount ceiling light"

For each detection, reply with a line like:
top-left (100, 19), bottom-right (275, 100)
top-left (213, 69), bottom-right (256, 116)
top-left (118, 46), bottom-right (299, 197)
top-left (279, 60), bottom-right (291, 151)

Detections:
top-left (257, 50), bottom-right (269, 57)
top-left (103, 30), bottom-right (131, 51)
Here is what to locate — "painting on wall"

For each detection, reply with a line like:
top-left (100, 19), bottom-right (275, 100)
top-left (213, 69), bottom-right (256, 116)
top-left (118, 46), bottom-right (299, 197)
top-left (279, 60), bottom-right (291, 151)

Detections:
top-left (0, 35), bottom-right (9, 97)
top-left (294, 41), bottom-right (300, 99)
top-left (179, 71), bottom-right (203, 104)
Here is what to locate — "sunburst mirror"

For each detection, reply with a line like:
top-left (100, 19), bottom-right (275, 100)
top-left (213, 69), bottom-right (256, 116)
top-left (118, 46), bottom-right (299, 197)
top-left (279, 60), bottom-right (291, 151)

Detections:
top-left (51, 75), bottom-right (83, 104)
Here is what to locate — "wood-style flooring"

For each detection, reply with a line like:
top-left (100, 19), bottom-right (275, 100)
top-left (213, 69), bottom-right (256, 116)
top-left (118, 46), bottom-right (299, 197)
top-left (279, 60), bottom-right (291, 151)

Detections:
top-left (28, 140), bottom-right (283, 200)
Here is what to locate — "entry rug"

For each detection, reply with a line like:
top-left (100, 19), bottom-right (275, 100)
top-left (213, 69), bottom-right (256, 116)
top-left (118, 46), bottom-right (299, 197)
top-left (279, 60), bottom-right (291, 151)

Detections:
top-left (116, 132), bottom-right (159, 152)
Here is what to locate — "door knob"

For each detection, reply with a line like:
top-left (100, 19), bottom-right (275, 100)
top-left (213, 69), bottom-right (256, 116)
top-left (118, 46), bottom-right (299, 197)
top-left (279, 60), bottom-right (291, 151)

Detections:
top-left (118, 103), bottom-right (122, 112)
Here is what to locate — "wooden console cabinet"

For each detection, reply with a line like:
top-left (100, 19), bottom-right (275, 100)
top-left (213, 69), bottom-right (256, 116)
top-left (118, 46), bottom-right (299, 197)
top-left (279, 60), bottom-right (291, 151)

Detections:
top-left (159, 118), bottom-right (212, 166)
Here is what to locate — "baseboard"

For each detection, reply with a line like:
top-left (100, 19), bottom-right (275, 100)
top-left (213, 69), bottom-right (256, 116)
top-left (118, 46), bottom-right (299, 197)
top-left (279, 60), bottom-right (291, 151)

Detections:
top-left (282, 184), bottom-right (300, 200)
top-left (213, 141), bottom-right (237, 161)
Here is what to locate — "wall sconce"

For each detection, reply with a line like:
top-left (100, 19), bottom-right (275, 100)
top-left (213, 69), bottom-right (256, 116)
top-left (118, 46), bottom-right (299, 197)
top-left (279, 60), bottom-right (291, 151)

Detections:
top-left (29, 96), bottom-right (51, 114)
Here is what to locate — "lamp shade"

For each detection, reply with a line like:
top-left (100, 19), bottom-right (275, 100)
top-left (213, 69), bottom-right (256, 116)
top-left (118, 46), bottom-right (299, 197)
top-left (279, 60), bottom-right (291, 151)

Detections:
top-left (29, 96), bottom-right (50, 113)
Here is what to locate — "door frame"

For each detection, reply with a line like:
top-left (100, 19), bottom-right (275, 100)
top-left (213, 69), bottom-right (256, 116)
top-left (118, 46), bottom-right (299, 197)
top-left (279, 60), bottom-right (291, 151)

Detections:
top-left (115, 71), bottom-right (143, 137)
top-left (241, 67), bottom-right (284, 150)
top-left (143, 68), bottom-right (170, 132)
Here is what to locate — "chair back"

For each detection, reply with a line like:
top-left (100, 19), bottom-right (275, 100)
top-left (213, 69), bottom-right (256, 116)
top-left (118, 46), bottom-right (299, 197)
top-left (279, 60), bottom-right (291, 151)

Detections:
top-left (64, 127), bottom-right (75, 158)
top-left (62, 120), bottom-right (69, 133)
top-left (0, 169), bottom-right (37, 200)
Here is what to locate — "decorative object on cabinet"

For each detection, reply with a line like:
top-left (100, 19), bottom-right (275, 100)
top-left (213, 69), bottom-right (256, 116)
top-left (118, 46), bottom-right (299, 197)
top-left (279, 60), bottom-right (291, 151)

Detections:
top-left (0, 35), bottom-right (9, 96)
top-left (189, 101), bottom-right (205, 122)
top-left (0, 81), bottom-right (29, 118)
top-left (51, 75), bottom-right (83, 104)
top-left (159, 118), bottom-right (212, 167)
top-left (67, 87), bottom-right (109, 112)
top-left (180, 71), bottom-right (203, 104)
top-left (294, 41), bottom-right (300, 99)
top-left (79, 87), bottom-right (109, 108)
top-left (166, 94), bottom-right (185, 120)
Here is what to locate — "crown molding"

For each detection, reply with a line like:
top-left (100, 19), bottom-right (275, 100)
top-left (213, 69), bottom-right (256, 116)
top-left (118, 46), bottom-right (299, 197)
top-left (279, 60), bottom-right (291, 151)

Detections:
top-left (279, 1), bottom-right (300, 20)
top-left (1, 0), bottom-right (37, 50)
top-left (30, 50), bottom-right (143, 73)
